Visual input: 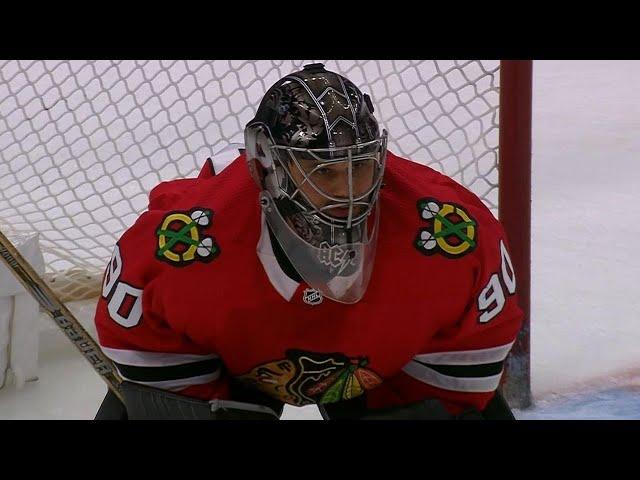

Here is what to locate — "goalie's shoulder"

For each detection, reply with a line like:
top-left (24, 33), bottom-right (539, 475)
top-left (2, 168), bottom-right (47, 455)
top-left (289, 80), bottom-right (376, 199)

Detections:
top-left (116, 147), bottom-right (250, 260)
top-left (113, 204), bottom-right (226, 283)
top-left (112, 158), bottom-right (258, 287)
top-left (385, 151), bottom-right (502, 229)
top-left (148, 146), bottom-right (248, 211)
top-left (384, 151), bottom-right (508, 270)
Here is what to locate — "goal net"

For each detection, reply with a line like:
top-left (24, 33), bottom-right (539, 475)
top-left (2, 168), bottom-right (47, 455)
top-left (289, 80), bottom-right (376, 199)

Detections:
top-left (0, 60), bottom-right (502, 302)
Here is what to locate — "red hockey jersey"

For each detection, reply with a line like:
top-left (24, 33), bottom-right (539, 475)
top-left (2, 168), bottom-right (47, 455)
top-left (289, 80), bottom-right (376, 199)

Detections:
top-left (95, 151), bottom-right (523, 415)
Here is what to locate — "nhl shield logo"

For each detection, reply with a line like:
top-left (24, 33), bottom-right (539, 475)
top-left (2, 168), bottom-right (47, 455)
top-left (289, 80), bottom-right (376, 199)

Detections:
top-left (303, 288), bottom-right (323, 306)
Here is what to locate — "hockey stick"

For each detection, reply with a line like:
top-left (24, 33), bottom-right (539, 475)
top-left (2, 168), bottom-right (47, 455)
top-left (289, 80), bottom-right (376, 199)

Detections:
top-left (0, 228), bottom-right (124, 403)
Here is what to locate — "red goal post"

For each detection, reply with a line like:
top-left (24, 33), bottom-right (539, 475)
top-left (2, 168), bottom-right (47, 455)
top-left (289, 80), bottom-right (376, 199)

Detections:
top-left (499, 60), bottom-right (533, 409)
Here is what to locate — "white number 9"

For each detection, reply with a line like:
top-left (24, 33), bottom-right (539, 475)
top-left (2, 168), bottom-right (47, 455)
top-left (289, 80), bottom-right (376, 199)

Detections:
top-left (102, 245), bottom-right (143, 328)
top-left (477, 240), bottom-right (516, 324)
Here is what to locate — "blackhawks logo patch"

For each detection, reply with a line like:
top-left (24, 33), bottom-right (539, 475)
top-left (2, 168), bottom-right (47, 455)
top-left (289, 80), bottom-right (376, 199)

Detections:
top-left (237, 350), bottom-right (383, 407)
top-left (414, 198), bottom-right (477, 258)
top-left (155, 208), bottom-right (220, 266)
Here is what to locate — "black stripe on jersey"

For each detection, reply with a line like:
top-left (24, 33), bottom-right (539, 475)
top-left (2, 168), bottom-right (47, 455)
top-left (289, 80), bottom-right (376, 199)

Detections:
top-left (114, 358), bottom-right (221, 382)
top-left (413, 360), bottom-right (504, 378)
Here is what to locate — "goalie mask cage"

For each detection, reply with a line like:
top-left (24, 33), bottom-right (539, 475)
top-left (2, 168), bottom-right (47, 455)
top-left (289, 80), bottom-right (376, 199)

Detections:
top-left (0, 60), bottom-right (532, 408)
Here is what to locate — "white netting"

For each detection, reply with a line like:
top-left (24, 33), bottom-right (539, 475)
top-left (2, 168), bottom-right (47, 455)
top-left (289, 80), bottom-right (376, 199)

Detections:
top-left (0, 60), bottom-right (500, 301)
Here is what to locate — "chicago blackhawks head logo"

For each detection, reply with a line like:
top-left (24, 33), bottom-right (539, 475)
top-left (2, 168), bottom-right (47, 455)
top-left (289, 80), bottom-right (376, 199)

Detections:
top-left (414, 198), bottom-right (477, 258)
top-left (237, 350), bottom-right (383, 406)
top-left (156, 208), bottom-right (220, 266)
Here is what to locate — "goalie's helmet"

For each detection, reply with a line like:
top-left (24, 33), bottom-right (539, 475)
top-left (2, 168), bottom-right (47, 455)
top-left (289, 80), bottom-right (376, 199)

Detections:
top-left (245, 63), bottom-right (387, 304)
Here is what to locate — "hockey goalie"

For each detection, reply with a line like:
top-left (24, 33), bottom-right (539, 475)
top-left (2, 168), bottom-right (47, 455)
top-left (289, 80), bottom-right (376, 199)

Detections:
top-left (94, 63), bottom-right (523, 420)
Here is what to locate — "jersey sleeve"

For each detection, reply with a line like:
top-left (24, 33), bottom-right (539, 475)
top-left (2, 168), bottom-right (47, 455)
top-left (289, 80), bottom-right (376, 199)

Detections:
top-left (94, 209), bottom-right (229, 402)
top-left (371, 203), bottom-right (524, 416)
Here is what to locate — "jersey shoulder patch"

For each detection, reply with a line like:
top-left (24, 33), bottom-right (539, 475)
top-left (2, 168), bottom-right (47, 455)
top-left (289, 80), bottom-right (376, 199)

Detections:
top-left (413, 197), bottom-right (478, 258)
top-left (154, 207), bottom-right (221, 267)
top-left (384, 152), bottom-right (508, 266)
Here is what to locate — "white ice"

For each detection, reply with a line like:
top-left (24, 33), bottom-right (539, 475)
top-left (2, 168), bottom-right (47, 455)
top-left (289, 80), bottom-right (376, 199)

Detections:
top-left (1, 60), bottom-right (639, 420)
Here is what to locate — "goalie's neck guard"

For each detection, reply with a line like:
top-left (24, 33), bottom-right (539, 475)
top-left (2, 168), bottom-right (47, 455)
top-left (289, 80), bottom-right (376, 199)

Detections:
top-left (259, 190), bottom-right (380, 304)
